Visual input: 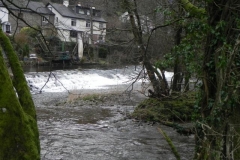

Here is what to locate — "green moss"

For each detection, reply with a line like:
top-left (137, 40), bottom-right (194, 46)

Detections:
top-left (0, 112), bottom-right (40, 159)
top-left (180, 0), bottom-right (206, 18)
top-left (0, 32), bottom-right (40, 159)
top-left (158, 127), bottom-right (181, 160)
top-left (132, 92), bottom-right (196, 122)
top-left (81, 94), bottom-right (104, 101)
top-left (0, 28), bottom-right (36, 118)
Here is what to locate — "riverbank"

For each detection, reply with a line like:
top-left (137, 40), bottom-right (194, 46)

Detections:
top-left (33, 86), bottom-right (195, 160)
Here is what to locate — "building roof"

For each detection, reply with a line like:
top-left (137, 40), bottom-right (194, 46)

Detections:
top-left (48, 2), bottom-right (106, 23)
top-left (27, 1), bottom-right (54, 15)
top-left (0, 0), bottom-right (54, 15)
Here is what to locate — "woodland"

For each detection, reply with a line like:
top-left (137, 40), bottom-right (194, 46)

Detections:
top-left (0, 0), bottom-right (240, 159)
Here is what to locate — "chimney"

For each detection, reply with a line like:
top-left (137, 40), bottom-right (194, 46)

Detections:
top-left (63, 0), bottom-right (69, 7)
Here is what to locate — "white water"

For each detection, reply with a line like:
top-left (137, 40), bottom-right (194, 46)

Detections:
top-left (25, 66), bottom-right (173, 93)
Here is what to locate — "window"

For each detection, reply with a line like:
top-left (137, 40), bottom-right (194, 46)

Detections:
top-left (56, 17), bottom-right (58, 22)
top-left (79, 9), bottom-right (84, 14)
top-left (42, 16), bottom-right (49, 23)
top-left (6, 25), bottom-right (10, 33)
top-left (99, 23), bottom-right (103, 29)
top-left (87, 10), bottom-right (90, 15)
top-left (93, 11), bottom-right (100, 17)
top-left (70, 30), bottom-right (77, 37)
top-left (86, 21), bottom-right (90, 27)
top-left (71, 19), bottom-right (76, 26)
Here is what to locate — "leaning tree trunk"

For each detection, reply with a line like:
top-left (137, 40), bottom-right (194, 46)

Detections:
top-left (0, 29), bottom-right (40, 159)
top-left (122, 0), bottom-right (169, 96)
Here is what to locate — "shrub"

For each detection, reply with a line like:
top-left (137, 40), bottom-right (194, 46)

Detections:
top-left (98, 47), bottom-right (108, 58)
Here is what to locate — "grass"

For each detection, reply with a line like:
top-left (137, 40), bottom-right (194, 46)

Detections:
top-left (132, 91), bottom-right (196, 122)
top-left (81, 93), bottom-right (104, 101)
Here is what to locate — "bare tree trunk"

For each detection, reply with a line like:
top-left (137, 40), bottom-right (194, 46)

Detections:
top-left (172, 27), bottom-right (183, 92)
top-left (122, 0), bottom-right (169, 96)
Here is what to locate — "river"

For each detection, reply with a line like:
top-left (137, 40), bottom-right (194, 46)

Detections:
top-left (25, 65), bottom-right (194, 160)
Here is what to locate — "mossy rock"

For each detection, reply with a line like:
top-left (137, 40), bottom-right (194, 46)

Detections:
top-left (132, 92), bottom-right (196, 122)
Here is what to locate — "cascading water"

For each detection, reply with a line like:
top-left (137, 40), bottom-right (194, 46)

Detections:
top-left (25, 65), bottom-right (174, 93)
top-left (24, 65), bottom-right (194, 160)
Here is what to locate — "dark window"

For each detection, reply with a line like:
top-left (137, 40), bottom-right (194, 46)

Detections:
top-left (79, 9), bottom-right (84, 14)
top-left (93, 11), bottom-right (101, 17)
top-left (86, 21), bottom-right (90, 27)
top-left (6, 25), bottom-right (10, 33)
top-left (71, 19), bottom-right (76, 26)
top-left (70, 30), bottom-right (77, 37)
top-left (42, 16), bottom-right (49, 23)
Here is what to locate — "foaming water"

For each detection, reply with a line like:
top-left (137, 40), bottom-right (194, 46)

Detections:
top-left (28, 66), bottom-right (194, 160)
top-left (25, 65), bottom-right (174, 93)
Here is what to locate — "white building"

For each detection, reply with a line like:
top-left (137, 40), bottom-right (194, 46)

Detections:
top-left (0, 5), bottom-right (11, 33)
top-left (47, 0), bottom-right (107, 59)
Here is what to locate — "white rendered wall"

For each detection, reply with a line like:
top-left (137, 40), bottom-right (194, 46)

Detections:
top-left (47, 4), bottom-right (106, 55)
top-left (0, 7), bottom-right (8, 23)
top-left (77, 33), bottom-right (83, 59)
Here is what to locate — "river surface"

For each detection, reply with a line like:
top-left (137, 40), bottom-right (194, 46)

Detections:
top-left (25, 65), bottom-right (194, 160)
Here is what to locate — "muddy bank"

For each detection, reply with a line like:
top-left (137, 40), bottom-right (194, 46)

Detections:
top-left (33, 89), bottom-right (195, 160)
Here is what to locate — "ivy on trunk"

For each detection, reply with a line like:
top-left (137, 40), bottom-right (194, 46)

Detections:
top-left (180, 0), bottom-right (240, 159)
